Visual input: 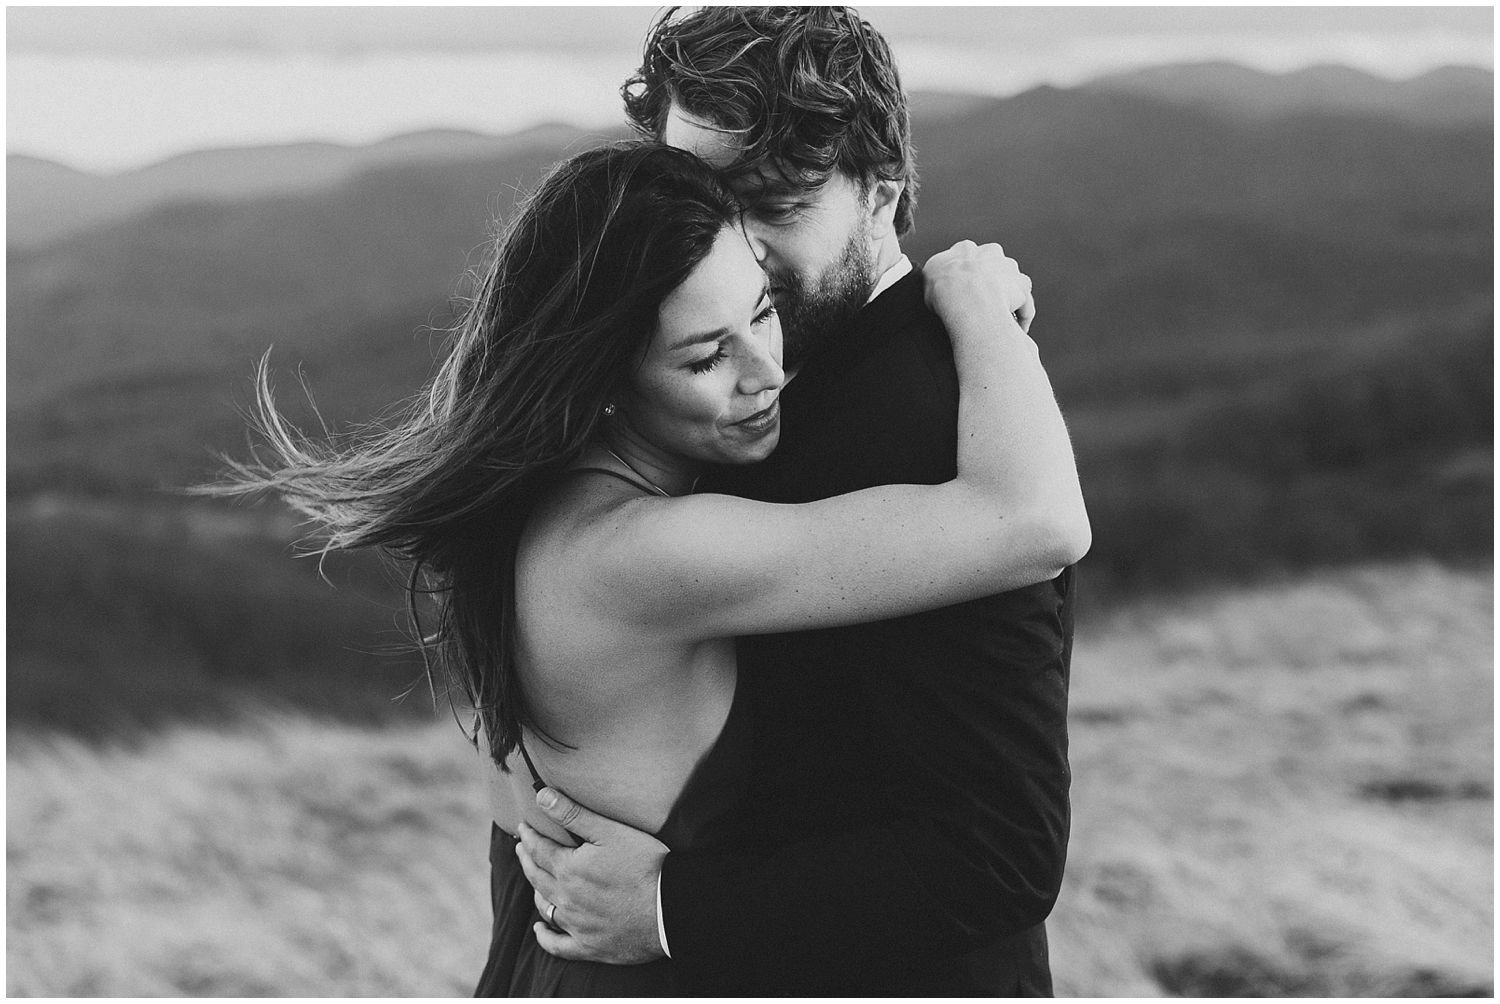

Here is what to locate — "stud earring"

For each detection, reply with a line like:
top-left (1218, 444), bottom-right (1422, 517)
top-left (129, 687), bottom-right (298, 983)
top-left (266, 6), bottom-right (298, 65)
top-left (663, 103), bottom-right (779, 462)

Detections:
top-left (602, 403), bottom-right (617, 417)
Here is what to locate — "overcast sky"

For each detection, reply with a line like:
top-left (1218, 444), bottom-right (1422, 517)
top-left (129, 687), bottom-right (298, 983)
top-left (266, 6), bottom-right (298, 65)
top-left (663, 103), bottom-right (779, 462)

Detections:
top-left (8, 5), bottom-right (1493, 173)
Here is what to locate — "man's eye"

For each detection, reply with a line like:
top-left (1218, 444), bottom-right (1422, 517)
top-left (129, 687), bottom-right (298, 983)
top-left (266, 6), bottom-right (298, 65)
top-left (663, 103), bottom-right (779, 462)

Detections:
top-left (755, 203), bottom-right (799, 223)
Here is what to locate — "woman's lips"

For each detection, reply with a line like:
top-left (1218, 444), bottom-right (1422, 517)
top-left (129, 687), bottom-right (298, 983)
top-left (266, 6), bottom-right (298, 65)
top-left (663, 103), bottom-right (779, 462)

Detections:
top-left (733, 398), bottom-right (781, 435)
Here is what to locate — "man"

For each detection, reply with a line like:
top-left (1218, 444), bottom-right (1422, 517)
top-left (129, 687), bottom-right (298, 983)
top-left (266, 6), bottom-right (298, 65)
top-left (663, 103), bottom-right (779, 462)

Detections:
top-left (517, 7), bottom-right (1077, 994)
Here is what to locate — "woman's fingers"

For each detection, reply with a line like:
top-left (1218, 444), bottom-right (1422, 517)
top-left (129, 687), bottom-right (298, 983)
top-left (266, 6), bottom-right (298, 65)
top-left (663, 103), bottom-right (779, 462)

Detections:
top-left (1016, 290), bottom-right (1036, 334)
top-left (925, 240), bottom-right (1033, 322)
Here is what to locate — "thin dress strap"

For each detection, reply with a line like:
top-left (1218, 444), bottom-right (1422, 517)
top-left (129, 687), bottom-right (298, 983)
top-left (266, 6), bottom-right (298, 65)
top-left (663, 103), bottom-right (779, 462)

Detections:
top-left (516, 735), bottom-right (547, 793)
top-left (516, 733), bottom-right (582, 845)
top-left (569, 466), bottom-right (660, 497)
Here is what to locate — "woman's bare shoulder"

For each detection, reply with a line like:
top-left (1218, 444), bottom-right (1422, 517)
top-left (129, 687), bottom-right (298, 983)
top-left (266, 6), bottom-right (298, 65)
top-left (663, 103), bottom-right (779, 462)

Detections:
top-left (518, 472), bottom-right (658, 586)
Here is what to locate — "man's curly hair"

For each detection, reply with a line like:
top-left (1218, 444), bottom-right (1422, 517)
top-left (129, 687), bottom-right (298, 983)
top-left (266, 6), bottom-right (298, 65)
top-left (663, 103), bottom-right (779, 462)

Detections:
top-left (622, 6), bottom-right (919, 236)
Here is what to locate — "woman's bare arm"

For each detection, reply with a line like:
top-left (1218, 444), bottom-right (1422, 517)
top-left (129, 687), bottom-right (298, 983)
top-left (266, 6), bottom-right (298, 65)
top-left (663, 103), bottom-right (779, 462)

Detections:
top-left (578, 242), bottom-right (1089, 640)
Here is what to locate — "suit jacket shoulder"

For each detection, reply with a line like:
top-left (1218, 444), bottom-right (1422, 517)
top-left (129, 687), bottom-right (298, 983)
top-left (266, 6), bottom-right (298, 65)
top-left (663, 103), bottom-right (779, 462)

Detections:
top-left (715, 267), bottom-right (959, 503)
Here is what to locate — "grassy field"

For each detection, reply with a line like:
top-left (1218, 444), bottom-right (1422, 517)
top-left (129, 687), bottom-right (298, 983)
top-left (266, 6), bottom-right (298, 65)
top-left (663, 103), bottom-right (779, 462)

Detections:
top-left (7, 561), bottom-right (1492, 996)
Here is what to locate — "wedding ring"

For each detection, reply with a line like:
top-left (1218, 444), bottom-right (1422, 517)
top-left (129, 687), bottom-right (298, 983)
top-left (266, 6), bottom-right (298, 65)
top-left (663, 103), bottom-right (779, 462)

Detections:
top-left (547, 901), bottom-right (559, 927)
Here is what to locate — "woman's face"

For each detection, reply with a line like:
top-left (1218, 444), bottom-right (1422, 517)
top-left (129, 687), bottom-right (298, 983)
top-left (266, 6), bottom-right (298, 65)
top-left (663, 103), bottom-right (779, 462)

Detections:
top-left (620, 226), bottom-right (785, 466)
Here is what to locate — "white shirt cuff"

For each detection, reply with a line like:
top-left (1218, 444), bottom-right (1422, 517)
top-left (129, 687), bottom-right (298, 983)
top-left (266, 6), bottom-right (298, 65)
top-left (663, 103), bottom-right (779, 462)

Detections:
top-left (655, 868), bottom-right (672, 957)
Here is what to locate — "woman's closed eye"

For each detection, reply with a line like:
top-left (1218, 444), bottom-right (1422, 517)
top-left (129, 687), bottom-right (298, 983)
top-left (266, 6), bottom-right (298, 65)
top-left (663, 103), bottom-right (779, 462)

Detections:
top-left (688, 343), bottom-right (728, 374)
top-left (689, 305), bottom-right (774, 373)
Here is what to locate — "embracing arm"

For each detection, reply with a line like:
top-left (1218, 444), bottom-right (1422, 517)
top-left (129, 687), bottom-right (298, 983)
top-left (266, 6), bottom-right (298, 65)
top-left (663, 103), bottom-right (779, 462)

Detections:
top-left (522, 571), bottom-right (1074, 990)
top-left (513, 244), bottom-right (1084, 984)
top-left (580, 243), bottom-right (1088, 641)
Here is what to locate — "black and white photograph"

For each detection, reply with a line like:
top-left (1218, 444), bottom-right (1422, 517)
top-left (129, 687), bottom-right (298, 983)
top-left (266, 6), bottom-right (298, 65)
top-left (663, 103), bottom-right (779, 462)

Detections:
top-left (7, 5), bottom-right (1493, 997)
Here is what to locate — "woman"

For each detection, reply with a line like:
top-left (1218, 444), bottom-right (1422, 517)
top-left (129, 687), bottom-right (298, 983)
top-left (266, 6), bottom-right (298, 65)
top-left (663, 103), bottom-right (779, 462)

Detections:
top-left (221, 142), bottom-right (1087, 995)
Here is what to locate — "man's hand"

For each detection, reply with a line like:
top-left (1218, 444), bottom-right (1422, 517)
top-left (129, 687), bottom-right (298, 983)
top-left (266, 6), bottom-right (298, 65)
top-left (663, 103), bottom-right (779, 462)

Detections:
top-left (515, 786), bottom-right (669, 965)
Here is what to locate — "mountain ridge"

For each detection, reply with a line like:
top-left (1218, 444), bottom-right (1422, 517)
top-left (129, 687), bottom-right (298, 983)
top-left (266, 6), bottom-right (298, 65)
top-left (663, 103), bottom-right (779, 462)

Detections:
top-left (9, 79), bottom-right (1488, 408)
top-left (5, 65), bottom-right (1489, 614)
top-left (1084, 61), bottom-right (1493, 125)
top-left (8, 61), bottom-right (1490, 249)
top-left (6, 121), bottom-right (617, 249)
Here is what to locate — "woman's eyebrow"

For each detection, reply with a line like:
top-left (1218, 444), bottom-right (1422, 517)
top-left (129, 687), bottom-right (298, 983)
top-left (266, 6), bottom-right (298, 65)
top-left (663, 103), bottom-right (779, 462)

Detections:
top-left (670, 324), bottom-right (734, 352)
top-left (668, 280), bottom-right (770, 352)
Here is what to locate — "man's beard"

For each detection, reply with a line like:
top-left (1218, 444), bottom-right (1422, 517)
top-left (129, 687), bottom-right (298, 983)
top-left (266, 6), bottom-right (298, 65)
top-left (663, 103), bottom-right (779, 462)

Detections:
top-left (770, 225), bottom-right (877, 367)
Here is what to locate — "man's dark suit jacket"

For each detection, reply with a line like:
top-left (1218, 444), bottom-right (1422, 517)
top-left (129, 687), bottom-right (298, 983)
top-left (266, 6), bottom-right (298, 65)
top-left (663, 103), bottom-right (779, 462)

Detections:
top-left (661, 266), bottom-right (1076, 996)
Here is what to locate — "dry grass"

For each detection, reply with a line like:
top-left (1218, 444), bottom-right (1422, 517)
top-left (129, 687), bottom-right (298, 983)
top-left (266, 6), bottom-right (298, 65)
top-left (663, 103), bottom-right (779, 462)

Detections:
top-left (7, 720), bottom-right (495, 996)
top-left (8, 561), bottom-right (1492, 996)
top-left (1053, 561), bottom-right (1493, 996)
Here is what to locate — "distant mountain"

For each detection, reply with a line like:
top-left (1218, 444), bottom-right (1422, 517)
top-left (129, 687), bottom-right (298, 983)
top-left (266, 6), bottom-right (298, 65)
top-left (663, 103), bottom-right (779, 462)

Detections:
top-left (10, 62), bottom-right (1483, 249)
top-left (9, 82), bottom-right (1488, 413)
top-left (905, 84), bottom-right (1490, 356)
top-left (6, 99), bottom-right (998, 251)
top-left (1085, 62), bottom-right (1493, 126)
top-left (6, 122), bottom-right (607, 249)
top-left (7, 138), bottom-right (592, 413)
top-left (5, 69), bottom-right (1490, 705)
top-left (6, 154), bottom-right (109, 249)
top-left (908, 89), bottom-right (1003, 122)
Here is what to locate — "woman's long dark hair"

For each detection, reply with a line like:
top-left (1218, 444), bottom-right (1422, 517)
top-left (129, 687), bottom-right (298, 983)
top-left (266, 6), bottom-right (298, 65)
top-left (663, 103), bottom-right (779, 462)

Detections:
top-left (214, 142), bottom-right (738, 765)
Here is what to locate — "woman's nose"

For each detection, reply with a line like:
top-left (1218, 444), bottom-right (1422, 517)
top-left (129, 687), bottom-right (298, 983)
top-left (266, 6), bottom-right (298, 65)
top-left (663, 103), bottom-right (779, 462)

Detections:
top-left (738, 336), bottom-right (784, 395)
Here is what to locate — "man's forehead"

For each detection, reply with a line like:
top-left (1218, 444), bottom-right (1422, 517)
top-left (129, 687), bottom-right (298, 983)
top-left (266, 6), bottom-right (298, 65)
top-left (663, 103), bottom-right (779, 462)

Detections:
top-left (661, 102), bottom-right (815, 199)
top-left (726, 168), bottom-right (805, 201)
top-left (661, 104), bottom-right (741, 168)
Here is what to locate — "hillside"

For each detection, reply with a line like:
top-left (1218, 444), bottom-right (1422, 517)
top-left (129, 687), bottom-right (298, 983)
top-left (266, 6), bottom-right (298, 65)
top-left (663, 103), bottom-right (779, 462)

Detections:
top-left (908, 86), bottom-right (1489, 350)
top-left (8, 564), bottom-right (1491, 994)
top-left (9, 83), bottom-right (1489, 407)
top-left (6, 68), bottom-right (1492, 735)
top-left (6, 125), bottom-right (637, 412)
top-left (9, 81), bottom-right (1489, 465)
top-left (5, 123), bottom-right (597, 249)
top-left (9, 63), bottom-right (1490, 250)
top-left (1085, 62), bottom-right (1493, 126)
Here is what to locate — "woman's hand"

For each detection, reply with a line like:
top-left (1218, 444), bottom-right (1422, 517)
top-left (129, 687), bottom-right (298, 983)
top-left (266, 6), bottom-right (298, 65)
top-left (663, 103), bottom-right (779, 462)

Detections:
top-left (923, 240), bottom-right (1036, 335)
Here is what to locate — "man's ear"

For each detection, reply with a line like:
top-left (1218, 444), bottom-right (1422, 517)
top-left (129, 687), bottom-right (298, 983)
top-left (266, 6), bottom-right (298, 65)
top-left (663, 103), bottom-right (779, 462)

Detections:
top-left (867, 179), bottom-right (904, 239)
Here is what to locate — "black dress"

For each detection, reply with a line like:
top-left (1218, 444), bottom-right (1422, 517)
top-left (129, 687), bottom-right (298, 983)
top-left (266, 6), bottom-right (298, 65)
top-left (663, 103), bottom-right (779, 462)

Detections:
top-left (472, 676), bottom-right (750, 997)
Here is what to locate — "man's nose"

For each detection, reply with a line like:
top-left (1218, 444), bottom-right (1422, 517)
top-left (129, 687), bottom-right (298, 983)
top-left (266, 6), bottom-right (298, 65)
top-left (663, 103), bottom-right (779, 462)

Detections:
top-left (740, 217), bottom-right (772, 264)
